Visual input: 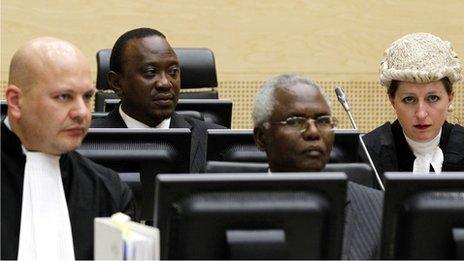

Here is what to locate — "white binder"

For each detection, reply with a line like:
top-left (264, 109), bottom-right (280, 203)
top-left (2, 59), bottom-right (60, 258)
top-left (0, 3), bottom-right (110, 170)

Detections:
top-left (94, 213), bottom-right (159, 260)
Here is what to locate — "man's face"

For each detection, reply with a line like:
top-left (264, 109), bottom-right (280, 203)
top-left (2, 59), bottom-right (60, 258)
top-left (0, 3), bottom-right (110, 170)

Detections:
top-left (115, 36), bottom-right (180, 126)
top-left (255, 83), bottom-right (335, 172)
top-left (17, 59), bottom-right (94, 155)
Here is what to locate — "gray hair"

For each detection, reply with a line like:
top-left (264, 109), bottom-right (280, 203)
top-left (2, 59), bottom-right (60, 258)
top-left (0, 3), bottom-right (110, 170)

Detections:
top-left (252, 74), bottom-right (330, 127)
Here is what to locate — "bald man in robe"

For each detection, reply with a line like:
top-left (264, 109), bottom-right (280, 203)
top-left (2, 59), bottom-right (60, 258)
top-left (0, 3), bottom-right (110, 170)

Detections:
top-left (1, 38), bottom-right (136, 260)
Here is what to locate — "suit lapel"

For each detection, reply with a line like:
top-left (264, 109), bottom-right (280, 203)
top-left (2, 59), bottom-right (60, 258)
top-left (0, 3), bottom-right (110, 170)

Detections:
top-left (170, 113), bottom-right (199, 172)
top-left (376, 122), bottom-right (399, 176)
top-left (169, 112), bottom-right (192, 129)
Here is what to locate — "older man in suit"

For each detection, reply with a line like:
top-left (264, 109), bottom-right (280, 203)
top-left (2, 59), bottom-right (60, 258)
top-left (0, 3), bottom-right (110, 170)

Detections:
top-left (252, 74), bottom-right (383, 259)
top-left (91, 27), bottom-right (224, 172)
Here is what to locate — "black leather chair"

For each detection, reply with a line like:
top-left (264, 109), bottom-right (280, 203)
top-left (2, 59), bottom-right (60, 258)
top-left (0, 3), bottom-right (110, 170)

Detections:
top-left (94, 48), bottom-right (219, 112)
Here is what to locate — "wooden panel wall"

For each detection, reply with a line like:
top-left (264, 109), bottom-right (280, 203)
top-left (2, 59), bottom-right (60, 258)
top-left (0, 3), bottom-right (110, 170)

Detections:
top-left (2, 0), bottom-right (464, 130)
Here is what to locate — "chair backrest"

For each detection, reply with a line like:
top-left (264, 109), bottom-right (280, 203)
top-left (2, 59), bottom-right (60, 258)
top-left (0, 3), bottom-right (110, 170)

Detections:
top-left (95, 47), bottom-right (219, 111)
top-left (94, 92), bottom-right (118, 113)
top-left (204, 161), bottom-right (375, 188)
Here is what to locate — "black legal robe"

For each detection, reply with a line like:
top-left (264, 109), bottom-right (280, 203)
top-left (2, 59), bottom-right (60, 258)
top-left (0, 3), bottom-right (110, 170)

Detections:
top-left (1, 122), bottom-right (136, 260)
top-left (362, 120), bottom-right (464, 178)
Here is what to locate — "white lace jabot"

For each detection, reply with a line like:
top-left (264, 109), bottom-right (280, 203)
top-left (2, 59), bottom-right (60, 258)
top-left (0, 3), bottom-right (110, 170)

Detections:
top-left (404, 130), bottom-right (443, 174)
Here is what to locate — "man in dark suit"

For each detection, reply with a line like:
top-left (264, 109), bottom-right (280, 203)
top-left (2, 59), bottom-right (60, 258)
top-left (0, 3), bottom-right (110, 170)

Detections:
top-left (91, 28), bottom-right (224, 173)
top-left (2, 37), bottom-right (135, 260)
top-left (252, 74), bottom-right (383, 259)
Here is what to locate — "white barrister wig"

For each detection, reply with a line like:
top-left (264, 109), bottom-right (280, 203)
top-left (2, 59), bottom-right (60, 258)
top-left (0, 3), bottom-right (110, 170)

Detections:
top-left (380, 32), bottom-right (462, 87)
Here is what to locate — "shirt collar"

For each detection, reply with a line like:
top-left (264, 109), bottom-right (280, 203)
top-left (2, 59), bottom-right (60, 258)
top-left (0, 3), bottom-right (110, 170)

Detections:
top-left (119, 105), bottom-right (171, 129)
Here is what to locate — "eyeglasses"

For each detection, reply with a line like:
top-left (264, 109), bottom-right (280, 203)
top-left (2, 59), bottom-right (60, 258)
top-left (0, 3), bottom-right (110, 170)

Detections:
top-left (266, 115), bottom-right (337, 133)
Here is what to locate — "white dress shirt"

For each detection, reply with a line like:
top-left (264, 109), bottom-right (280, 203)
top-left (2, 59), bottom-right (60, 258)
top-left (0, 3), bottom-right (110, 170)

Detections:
top-left (404, 130), bottom-right (443, 174)
top-left (119, 105), bottom-right (171, 129)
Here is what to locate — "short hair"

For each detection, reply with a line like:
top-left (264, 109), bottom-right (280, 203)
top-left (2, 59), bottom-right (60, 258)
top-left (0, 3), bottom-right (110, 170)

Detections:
top-left (252, 74), bottom-right (331, 128)
top-left (110, 27), bottom-right (166, 74)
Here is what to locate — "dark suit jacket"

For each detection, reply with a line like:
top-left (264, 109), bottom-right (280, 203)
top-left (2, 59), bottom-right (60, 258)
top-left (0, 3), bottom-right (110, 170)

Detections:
top-left (91, 107), bottom-right (226, 173)
top-left (343, 181), bottom-right (383, 260)
top-left (1, 122), bottom-right (136, 259)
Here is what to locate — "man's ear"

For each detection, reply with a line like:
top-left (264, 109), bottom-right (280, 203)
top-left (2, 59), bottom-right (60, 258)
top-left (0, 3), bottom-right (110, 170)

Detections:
top-left (253, 126), bottom-right (267, 151)
top-left (108, 71), bottom-right (123, 98)
top-left (5, 84), bottom-right (22, 119)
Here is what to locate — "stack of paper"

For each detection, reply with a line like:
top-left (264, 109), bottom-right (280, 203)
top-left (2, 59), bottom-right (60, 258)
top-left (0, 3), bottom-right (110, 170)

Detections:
top-left (94, 213), bottom-right (159, 260)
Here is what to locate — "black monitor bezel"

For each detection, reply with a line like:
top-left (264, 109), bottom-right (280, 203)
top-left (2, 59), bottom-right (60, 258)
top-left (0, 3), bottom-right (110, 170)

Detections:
top-left (154, 172), bottom-right (347, 259)
top-left (77, 128), bottom-right (191, 220)
top-left (381, 172), bottom-right (464, 259)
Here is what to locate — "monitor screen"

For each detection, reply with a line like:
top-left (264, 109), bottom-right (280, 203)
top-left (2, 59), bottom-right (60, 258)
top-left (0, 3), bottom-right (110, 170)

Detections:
top-left (205, 128), bottom-right (362, 163)
top-left (103, 98), bottom-right (233, 128)
top-left (154, 173), bottom-right (347, 259)
top-left (76, 128), bottom-right (191, 221)
top-left (381, 172), bottom-right (464, 259)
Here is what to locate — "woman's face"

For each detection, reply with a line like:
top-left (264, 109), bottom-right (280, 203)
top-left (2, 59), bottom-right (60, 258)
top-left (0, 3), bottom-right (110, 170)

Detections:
top-left (390, 80), bottom-right (454, 142)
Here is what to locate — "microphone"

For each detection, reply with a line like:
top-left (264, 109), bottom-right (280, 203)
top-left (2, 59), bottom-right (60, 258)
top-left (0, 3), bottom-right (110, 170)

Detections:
top-left (335, 86), bottom-right (357, 130)
top-left (334, 86), bottom-right (385, 191)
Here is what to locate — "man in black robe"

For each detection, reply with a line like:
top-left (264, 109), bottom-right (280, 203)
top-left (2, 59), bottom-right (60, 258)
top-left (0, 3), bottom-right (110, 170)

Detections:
top-left (91, 27), bottom-right (225, 173)
top-left (1, 37), bottom-right (136, 260)
top-left (252, 74), bottom-right (383, 259)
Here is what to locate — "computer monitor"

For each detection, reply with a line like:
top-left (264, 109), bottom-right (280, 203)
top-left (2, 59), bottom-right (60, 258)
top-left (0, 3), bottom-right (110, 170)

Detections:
top-left (330, 129), bottom-right (362, 163)
top-left (76, 128), bottom-right (191, 221)
top-left (103, 98), bottom-right (233, 128)
top-left (154, 173), bottom-right (347, 259)
top-left (205, 129), bottom-right (362, 163)
top-left (206, 129), bottom-right (266, 162)
top-left (204, 161), bottom-right (375, 188)
top-left (381, 172), bottom-right (464, 259)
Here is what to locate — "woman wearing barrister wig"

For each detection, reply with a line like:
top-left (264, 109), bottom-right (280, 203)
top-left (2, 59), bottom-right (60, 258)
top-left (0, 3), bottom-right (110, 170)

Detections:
top-left (362, 32), bottom-right (464, 178)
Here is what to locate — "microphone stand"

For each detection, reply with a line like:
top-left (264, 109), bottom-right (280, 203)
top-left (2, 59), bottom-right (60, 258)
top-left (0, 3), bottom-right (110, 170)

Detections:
top-left (345, 109), bottom-right (358, 130)
top-left (334, 86), bottom-right (385, 191)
